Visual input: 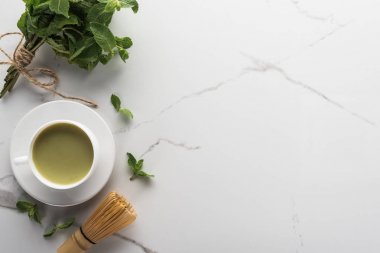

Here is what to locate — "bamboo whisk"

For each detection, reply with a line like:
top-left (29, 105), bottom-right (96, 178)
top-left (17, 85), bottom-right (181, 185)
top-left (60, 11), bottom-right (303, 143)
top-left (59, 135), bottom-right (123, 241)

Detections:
top-left (57, 192), bottom-right (137, 253)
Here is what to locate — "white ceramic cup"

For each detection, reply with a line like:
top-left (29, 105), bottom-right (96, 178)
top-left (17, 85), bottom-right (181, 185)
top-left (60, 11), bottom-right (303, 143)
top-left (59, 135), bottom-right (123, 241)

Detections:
top-left (14, 120), bottom-right (99, 190)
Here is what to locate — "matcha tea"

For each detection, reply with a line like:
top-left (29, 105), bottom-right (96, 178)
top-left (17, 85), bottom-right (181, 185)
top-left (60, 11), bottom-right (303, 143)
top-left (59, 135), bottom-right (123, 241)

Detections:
top-left (32, 123), bottom-right (94, 185)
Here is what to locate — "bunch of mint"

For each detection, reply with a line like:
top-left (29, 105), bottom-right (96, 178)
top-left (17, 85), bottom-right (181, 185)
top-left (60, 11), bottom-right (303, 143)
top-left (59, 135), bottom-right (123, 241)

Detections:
top-left (1, 0), bottom-right (138, 98)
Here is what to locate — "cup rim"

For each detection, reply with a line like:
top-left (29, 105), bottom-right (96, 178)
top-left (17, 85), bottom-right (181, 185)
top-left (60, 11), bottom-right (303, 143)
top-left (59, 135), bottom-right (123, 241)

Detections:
top-left (29, 120), bottom-right (98, 190)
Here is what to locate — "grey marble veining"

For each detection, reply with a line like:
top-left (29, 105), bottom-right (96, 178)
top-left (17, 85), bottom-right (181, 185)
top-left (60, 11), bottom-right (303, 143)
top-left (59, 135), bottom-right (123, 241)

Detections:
top-left (242, 53), bottom-right (376, 126)
top-left (140, 138), bottom-right (201, 158)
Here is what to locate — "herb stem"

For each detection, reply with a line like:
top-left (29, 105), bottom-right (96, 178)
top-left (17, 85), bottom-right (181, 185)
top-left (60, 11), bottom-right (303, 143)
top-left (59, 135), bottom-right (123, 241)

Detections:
top-left (30, 38), bottom-right (45, 52)
top-left (1, 36), bottom-right (45, 96)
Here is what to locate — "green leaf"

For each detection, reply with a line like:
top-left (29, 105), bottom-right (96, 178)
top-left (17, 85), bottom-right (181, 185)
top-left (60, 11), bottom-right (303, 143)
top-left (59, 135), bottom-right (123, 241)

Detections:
top-left (136, 159), bottom-right (143, 170)
top-left (119, 108), bottom-right (133, 119)
top-left (17, 12), bottom-right (28, 37)
top-left (63, 27), bottom-right (83, 37)
top-left (27, 208), bottom-right (35, 220)
top-left (127, 153), bottom-right (154, 180)
top-left (64, 31), bottom-right (78, 45)
top-left (127, 152), bottom-right (136, 168)
top-left (124, 0), bottom-right (139, 13)
top-left (98, 0), bottom-right (139, 12)
top-left (43, 226), bottom-right (57, 237)
top-left (64, 30), bottom-right (79, 53)
top-left (111, 94), bottom-right (133, 118)
top-left (136, 170), bottom-right (154, 178)
top-left (89, 22), bottom-right (116, 53)
top-left (46, 15), bottom-right (79, 35)
top-left (88, 3), bottom-right (114, 25)
top-left (17, 201), bottom-right (41, 223)
top-left (99, 53), bottom-right (113, 65)
top-left (98, 0), bottom-right (121, 12)
top-left (34, 212), bottom-right (42, 224)
top-left (26, 14), bottom-right (39, 34)
top-left (115, 36), bottom-right (132, 49)
top-left (49, 0), bottom-right (70, 18)
top-left (111, 94), bottom-right (121, 111)
top-left (70, 42), bottom-right (102, 70)
top-left (132, 2), bottom-right (138, 13)
top-left (43, 217), bottom-right (75, 238)
top-left (29, 208), bottom-right (42, 224)
top-left (118, 48), bottom-right (128, 62)
top-left (33, 2), bottom-right (52, 15)
top-left (56, 217), bottom-right (75, 229)
top-left (69, 37), bottom-right (96, 61)
top-left (46, 38), bottom-right (70, 55)
top-left (55, 15), bottom-right (79, 27)
top-left (16, 201), bottom-right (34, 212)
top-left (28, 14), bottom-right (54, 37)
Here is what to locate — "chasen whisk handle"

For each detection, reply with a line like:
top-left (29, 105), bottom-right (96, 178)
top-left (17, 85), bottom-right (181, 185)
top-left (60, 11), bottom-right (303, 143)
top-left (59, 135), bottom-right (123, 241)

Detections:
top-left (57, 229), bottom-right (94, 253)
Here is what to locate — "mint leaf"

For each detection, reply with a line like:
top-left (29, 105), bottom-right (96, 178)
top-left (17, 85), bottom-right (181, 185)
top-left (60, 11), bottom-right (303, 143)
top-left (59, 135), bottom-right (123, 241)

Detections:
top-left (46, 15), bottom-right (79, 36)
top-left (43, 218), bottom-right (75, 238)
top-left (99, 53), bottom-right (114, 65)
top-left (17, 201), bottom-right (41, 223)
top-left (56, 217), bottom-right (75, 229)
top-left (28, 208), bottom-right (42, 224)
top-left (46, 38), bottom-right (70, 56)
top-left (118, 48), bottom-right (129, 62)
top-left (49, 0), bottom-right (70, 18)
top-left (16, 201), bottom-right (34, 212)
top-left (33, 2), bottom-right (51, 14)
top-left (98, 0), bottom-right (139, 12)
top-left (90, 22), bottom-right (116, 53)
top-left (115, 36), bottom-right (133, 49)
top-left (115, 37), bottom-right (132, 62)
top-left (111, 94), bottom-right (121, 111)
top-left (127, 152), bottom-right (137, 167)
top-left (120, 0), bottom-right (139, 12)
top-left (69, 42), bottom-right (102, 70)
top-left (53, 15), bottom-right (79, 29)
top-left (98, 0), bottom-right (120, 12)
top-left (43, 226), bottom-right (57, 237)
top-left (88, 3), bottom-right (114, 25)
top-left (136, 159), bottom-right (143, 170)
top-left (136, 170), bottom-right (154, 178)
top-left (17, 12), bottom-right (28, 37)
top-left (119, 108), bottom-right (133, 119)
top-left (127, 153), bottom-right (154, 180)
top-left (69, 38), bottom-right (96, 61)
top-left (111, 94), bottom-right (133, 118)
top-left (132, 2), bottom-right (139, 13)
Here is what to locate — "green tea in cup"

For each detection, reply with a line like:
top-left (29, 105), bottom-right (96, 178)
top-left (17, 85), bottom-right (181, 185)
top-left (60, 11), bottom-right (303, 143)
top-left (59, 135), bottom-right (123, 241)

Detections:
top-left (11, 120), bottom-right (99, 190)
top-left (32, 122), bottom-right (94, 186)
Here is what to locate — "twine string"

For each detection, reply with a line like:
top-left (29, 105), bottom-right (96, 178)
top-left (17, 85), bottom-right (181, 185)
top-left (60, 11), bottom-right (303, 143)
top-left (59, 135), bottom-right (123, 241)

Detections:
top-left (0, 32), bottom-right (97, 107)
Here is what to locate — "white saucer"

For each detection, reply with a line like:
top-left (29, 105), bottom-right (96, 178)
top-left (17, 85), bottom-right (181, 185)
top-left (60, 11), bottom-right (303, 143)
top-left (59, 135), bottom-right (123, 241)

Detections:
top-left (10, 101), bottom-right (115, 206)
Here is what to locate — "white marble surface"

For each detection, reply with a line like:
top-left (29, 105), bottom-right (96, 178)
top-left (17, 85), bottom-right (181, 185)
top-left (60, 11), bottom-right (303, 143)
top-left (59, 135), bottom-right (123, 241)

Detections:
top-left (2, 0), bottom-right (380, 252)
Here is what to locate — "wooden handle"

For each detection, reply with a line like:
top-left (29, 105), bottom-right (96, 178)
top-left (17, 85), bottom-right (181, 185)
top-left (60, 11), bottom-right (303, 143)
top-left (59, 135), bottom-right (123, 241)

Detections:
top-left (57, 229), bottom-right (93, 253)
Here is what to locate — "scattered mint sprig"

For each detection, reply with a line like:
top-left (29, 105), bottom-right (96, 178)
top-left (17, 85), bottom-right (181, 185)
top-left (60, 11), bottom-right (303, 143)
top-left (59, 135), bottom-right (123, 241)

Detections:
top-left (111, 94), bottom-right (133, 119)
top-left (44, 217), bottom-right (75, 238)
top-left (127, 153), bottom-right (154, 180)
top-left (16, 201), bottom-right (76, 238)
top-left (16, 201), bottom-right (41, 224)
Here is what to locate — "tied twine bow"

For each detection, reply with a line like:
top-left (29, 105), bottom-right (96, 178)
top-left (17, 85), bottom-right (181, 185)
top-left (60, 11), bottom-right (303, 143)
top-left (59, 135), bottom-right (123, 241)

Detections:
top-left (0, 32), bottom-right (97, 107)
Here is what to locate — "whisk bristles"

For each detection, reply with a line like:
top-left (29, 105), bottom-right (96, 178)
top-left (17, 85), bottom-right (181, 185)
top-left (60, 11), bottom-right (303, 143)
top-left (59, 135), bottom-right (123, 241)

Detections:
top-left (82, 192), bottom-right (137, 243)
